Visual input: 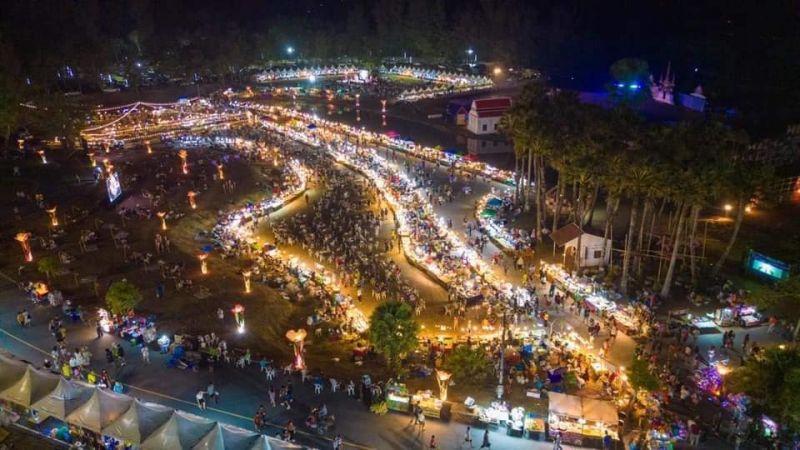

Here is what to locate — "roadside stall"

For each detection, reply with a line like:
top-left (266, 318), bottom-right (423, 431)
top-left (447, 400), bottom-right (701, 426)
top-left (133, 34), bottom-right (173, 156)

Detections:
top-left (524, 410), bottom-right (546, 440)
top-left (477, 401), bottom-right (510, 428)
top-left (547, 393), bottom-right (619, 446)
top-left (386, 384), bottom-right (411, 413)
top-left (412, 390), bottom-right (449, 419)
top-left (714, 305), bottom-right (764, 328)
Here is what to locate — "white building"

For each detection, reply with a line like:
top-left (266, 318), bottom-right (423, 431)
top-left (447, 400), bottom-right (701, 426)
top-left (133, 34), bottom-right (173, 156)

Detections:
top-left (467, 97), bottom-right (512, 135)
top-left (550, 223), bottom-right (611, 268)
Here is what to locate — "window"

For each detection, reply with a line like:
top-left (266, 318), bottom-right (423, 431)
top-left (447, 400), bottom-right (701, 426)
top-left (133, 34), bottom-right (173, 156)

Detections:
top-left (493, 123), bottom-right (498, 130)
top-left (594, 250), bottom-right (603, 259)
top-left (482, 124), bottom-right (487, 131)
top-left (482, 141), bottom-right (487, 147)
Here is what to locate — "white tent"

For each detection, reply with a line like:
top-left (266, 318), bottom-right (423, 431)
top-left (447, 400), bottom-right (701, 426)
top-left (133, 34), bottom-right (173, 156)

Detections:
top-left (66, 387), bottom-right (133, 433)
top-left (102, 399), bottom-right (174, 444)
top-left (31, 378), bottom-right (94, 420)
top-left (582, 397), bottom-right (619, 424)
top-left (142, 410), bottom-right (216, 450)
top-left (0, 366), bottom-right (60, 407)
top-left (0, 355), bottom-right (28, 392)
top-left (547, 392), bottom-right (583, 418)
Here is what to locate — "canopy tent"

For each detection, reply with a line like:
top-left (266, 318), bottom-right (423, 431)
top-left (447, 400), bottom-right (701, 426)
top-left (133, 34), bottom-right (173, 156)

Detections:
top-left (102, 399), bottom-right (174, 444)
top-left (31, 378), bottom-right (94, 420)
top-left (547, 392), bottom-right (583, 418)
top-left (142, 410), bottom-right (216, 450)
top-left (582, 398), bottom-right (619, 424)
top-left (0, 355), bottom-right (28, 392)
top-left (193, 424), bottom-right (225, 450)
top-left (66, 388), bottom-right (133, 433)
top-left (486, 197), bottom-right (503, 209)
top-left (0, 366), bottom-right (60, 407)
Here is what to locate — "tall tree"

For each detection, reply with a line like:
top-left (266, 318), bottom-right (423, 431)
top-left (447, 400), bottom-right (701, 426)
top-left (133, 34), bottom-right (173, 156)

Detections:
top-left (368, 301), bottom-right (419, 374)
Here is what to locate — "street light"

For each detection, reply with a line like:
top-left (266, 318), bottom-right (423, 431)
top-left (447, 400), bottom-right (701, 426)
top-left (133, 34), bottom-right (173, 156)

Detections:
top-left (286, 46), bottom-right (294, 56)
top-left (493, 67), bottom-right (503, 76)
top-left (198, 253), bottom-right (208, 275)
top-left (157, 211), bottom-right (167, 231)
top-left (723, 203), bottom-right (733, 217)
top-left (243, 270), bottom-right (252, 293)
top-left (46, 207), bottom-right (58, 227)
top-left (187, 191), bottom-right (197, 209)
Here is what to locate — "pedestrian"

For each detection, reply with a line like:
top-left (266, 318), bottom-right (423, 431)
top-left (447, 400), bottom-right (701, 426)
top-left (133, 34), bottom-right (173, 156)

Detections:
top-left (196, 391), bottom-right (206, 410)
top-left (268, 385), bottom-right (277, 407)
top-left (479, 429), bottom-right (490, 448)
top-left (141, 345), bottom-right (150, 364)
top-left (602, 430), bottom-right (613, 449)
top-left (95, 323), bottom-right (104, 339)
top-left (207, 383), bottom-right (220, 404)
top-left (333, 434), bottom-right (343, 450)
top-left (217, 308), bottom-right (224, 321)
top-left (254, 410), bottom-right (263, 431)
top-left (417, 410), bottom-right (425, 431)
top-left (429, 435), bottom-right (437, 449)
top-left (464, 426), bottom-right (473, 448)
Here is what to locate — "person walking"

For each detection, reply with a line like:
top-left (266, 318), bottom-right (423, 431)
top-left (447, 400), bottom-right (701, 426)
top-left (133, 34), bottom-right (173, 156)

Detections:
top-left (479, 429), bottom-right (490, 448)
top-left (333, 434), bottom-right (343, 450)
top-left (196, 391), bottom-right (206, 410)
top-left (463, 425), bottom-right (473, 448)
top-left (141, 346), bottom-right (150, 364)
top-left (268, 385), bottom-right (277, 407)
top-left (429, 435), bottom-right (437, 449)
top-left (207, 383), bottom-right (220, 404)
top-left (95, 322), bottom-right (104, 339)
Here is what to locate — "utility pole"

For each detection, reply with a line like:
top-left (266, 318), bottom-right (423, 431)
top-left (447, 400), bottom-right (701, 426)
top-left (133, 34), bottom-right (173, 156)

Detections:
top-left (497, 309), bottom-right (507, 399)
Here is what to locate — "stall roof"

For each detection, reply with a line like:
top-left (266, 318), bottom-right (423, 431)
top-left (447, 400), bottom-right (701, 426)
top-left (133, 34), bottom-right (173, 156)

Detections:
top-left (102, 399), bottom-right (174, 444)
top-left (0, 355), bottom-right (28, 392)
top-left (582, 398), bottom-right (619, 423)
top-left (142, 410), bottom-right (216, 450)
top-left (66, 388), bottom-right (133, 433)
top-left (31, 378), bottom-right (94, 420)
top-left (547, 392), bottom-right (582, 417)
top-left (0, 366), bottom-right (60, 407)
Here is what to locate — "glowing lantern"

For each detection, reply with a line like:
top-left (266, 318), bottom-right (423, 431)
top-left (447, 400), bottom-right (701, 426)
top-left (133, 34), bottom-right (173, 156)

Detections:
top-left (285, 329), bottom-right (308, 370)
top-left (355, 93), bottom-right (360, 108)
top-left (198, 253), bottom-right (208, 275)
top-left (178, 149), bottom-right (188, 174)
top-left (145, 140), bottom-right (152, 154)
top-left (37, 150), bottom-right (47, 164)
top-left (233, 304), bottom-right (246, 333)
top-left (157, 211), bottom-right (167, 231)
top-left (88, 152), bottom-right (97, 167)
top-left (15, 232), bottom-right (32, 262)
top-left (242, 271), bottom-right (252, 293)
top-left (381, 99), bottom-right (387, 113)
top-left (46, 207), bottom-right (58, 227)
top-left (187, 191), bottom-right (197, 209)
top-left (436, 370), bottom-right (452, 401)
top-left (103, 142), bottom-right (110, 154)
top-left (217, 163), bottom-right (224, 180)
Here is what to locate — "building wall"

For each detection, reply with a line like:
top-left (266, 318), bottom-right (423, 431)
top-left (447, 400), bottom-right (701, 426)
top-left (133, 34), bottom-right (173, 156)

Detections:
top-left (467, 113), bottom-right (502, 135)
top-left (467, 138), bottom-right (513, 155)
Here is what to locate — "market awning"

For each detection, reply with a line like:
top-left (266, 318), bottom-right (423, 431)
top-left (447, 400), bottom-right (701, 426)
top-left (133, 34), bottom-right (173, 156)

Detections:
top-left (547, 392), bottom-right (582, 418)
top-left (66, 387), bottom-right (133, 433)
top-left (0, 355), bottom-right (28, 392)
top-left (142, 410), bottom-right (216, 450)
top-left (0, 366), bottom-right (60, 407)
top-left (582, 398), bottom-right (619, 423)
top-left (102, 399), bottom-right (174, 444)
top-left (486, 197), bottom-right (503, 208)
top-left (480, 209), bottom-right (497, 218)
top-left (31, 378), bottom-right (94, 420)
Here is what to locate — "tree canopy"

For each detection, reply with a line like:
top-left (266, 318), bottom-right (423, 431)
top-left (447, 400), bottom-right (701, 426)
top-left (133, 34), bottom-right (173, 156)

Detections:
top-left (105, 279), bottom-right (143, 316)
top-left (36, 255), bottom-right (61, 282)
top-left (443, 345), bottom-right (492, 385)
top-left (729, 346), bottom-right (800, 435)
top-left (368, 301), bottom-right (419, 373)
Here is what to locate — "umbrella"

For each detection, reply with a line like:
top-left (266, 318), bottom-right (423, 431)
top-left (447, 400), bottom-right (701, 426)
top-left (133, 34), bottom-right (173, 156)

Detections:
top-left (480, 209), bottom-right (497, 218)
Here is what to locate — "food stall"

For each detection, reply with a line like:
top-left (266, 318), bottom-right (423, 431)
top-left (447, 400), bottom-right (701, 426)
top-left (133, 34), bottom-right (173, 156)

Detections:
top-left (547, 393), bottom-right (618, 446)
top-left (524, 411), bottom-right (546, 440)
top-left (714, 305), bottom-right (764, 328)
top-left (507, 406), bottom-right (525, 437)
top-left (412, 390), bottom-right (449, 419)
top-left (477, 401), bottom-right (509, 428)
top-left (385, 384), bottom-right (411, 413)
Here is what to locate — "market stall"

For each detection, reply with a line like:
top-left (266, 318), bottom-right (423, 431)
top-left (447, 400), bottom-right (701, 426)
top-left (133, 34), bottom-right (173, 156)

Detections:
top-left (547, 392), bottom-right (618, 446)
top-left (714, 305), bottom-right (764, 328)
top-left (412, 390), bottom-right (449, 420)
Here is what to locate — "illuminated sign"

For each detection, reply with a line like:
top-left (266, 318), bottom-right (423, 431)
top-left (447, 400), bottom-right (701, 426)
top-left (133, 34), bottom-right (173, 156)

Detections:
top-left (744, 250), bottom-right (790, 282)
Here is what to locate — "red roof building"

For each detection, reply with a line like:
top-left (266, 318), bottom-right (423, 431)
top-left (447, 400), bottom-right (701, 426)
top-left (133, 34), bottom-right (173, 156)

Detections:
top-left (468, 97), bottom-right (512, 135)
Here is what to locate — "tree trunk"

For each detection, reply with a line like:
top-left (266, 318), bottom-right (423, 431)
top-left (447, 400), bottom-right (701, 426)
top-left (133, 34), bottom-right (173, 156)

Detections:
top-left (552, 178), bottom-right (564, 232)
top-left (601, 196), bottom-right (620, 267)
top-left (537, 156), bottom-right (545, 239)
top-left (513, 153), bottom-right (520, 204)
top-left (634, 199), bottom-right (651, 276)
top-left (660, 203), bottom-right (688, 298)
top-left (534, 156), bottom-right (543, 240)
top-left (524, 149), bottom-right (534, 211)
top-left (712, 197), bottom-right (745, 276)
top-left (688, 204), bottom-right (701, 286)
top-left (620, 197), bottom-right (639, 294)
top-left (646, 198), bottom-right (666, 255)
top-left (583, 183), bottom-right (600, 227)
top-left (574, 183), bottom-right (584, 274)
